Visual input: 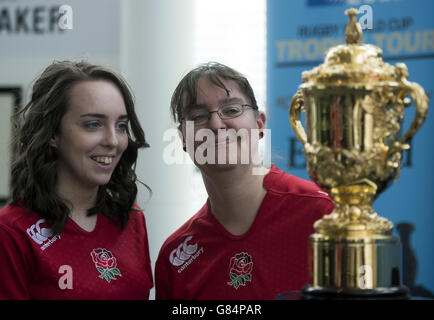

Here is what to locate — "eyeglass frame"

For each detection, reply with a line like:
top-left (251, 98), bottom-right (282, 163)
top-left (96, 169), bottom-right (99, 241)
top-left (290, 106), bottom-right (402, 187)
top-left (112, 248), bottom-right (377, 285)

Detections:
top-left (180, 103), bottom-right (258, 125)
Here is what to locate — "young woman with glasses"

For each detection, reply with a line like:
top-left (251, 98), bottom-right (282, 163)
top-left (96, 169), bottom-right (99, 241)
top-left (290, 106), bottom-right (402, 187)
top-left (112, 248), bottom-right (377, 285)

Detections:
top-left (155, 62), bottom-right (334, 299)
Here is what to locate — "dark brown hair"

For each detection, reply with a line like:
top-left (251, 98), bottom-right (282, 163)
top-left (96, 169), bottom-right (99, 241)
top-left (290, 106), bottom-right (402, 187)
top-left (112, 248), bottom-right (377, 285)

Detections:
top-left (10, 60), bottom-right (150, 234)
top-left (170, 61), bottom-right (258, 128)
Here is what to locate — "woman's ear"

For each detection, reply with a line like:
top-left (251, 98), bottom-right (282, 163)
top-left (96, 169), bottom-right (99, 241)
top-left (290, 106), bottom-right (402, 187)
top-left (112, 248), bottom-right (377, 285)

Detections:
top-left (256, 111), bottom-right (266, 139)
top-left (49, 136), bottom-right (58, 148)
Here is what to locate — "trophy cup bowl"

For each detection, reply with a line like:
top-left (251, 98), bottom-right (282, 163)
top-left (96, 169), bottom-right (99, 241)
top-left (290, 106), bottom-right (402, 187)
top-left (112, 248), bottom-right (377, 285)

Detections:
top-left (289, 8), bottom-right (429, 299)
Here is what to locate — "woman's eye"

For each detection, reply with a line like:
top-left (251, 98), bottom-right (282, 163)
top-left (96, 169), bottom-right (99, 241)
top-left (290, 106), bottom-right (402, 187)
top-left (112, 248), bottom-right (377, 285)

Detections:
top-left (85, 121), bottom-right (101, 129)
top-left (116, 122), bottom-right (128, 131)
top-left (221, 104), bottom-right (242, 116)
top-left (225, 108), bottom-right (239, 114)
top-left (192, 114), bottom-right (209, 121)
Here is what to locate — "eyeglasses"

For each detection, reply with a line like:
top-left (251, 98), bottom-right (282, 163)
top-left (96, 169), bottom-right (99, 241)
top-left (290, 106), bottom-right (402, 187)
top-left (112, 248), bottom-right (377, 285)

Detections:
top-left (182, 103), bottom-right (257, 126)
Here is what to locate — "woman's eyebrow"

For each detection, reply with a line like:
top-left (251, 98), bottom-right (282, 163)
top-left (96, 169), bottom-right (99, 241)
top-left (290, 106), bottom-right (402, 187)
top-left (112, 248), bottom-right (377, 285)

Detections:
top-left (190, 97), bottom-right (244, 110)
top-left (219, 97), bottom-right (243, 104)
top-left (80, 113), bottom-right (129, 120)
top-left (80, 113), bottom-right (106, 119)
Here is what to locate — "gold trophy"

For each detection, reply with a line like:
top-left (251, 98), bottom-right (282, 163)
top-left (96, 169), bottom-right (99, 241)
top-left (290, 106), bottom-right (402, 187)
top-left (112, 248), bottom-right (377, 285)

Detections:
top-left (289, 8), bottom-right (429, 299)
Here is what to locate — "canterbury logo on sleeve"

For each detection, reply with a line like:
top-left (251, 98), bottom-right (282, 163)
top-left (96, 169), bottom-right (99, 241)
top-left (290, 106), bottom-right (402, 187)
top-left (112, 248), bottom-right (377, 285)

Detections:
top-left (169, 236), bottom-right (204, 273)
top-left (26, 219), bottom-right (61, 251)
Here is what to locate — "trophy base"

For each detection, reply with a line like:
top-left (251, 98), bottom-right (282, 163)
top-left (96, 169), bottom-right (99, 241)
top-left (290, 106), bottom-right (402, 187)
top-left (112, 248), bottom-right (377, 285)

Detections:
top-left (305, 232), bottom-right (407, 299)
top-left (301, 284), bottom-right (409, 300)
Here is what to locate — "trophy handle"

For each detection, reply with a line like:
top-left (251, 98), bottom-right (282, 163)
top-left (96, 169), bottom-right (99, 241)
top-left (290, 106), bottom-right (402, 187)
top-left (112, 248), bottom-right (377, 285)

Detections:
top-left (398, 81), bottom-right (429, 146)
top-left (384, 80), bottom-right (428, 182)
top-left (289, 90), bottom-right (307, 145)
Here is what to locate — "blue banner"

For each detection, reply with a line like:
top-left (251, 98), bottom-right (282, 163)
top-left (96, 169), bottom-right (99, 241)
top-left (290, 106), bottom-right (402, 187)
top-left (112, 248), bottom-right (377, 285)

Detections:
top-left (267, 0), bottom-right (434, 296)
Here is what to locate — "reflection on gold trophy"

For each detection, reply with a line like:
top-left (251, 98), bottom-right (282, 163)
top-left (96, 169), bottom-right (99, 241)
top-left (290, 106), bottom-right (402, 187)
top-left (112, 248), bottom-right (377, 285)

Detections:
top-left (290, 8), bottom-right (429, 298)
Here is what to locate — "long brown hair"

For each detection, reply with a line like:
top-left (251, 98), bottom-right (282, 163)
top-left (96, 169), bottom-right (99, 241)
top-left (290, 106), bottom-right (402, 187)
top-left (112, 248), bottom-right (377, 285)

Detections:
top-left (10, 60), bottom-right (150, 234)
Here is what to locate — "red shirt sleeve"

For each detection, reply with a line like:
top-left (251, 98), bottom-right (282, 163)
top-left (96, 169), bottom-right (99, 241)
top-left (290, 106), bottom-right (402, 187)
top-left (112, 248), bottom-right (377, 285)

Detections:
top-left (140, 212), bottom-right (154, 297)
top-left (155, 250), bottom-right (173, 300)
top-left (0, 225), bottom-right (32, 299)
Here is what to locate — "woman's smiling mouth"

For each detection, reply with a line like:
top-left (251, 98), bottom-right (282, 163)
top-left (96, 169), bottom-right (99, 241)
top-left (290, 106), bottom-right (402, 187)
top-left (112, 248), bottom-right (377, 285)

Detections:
top-left (91, 156), bottom-right (114, 165)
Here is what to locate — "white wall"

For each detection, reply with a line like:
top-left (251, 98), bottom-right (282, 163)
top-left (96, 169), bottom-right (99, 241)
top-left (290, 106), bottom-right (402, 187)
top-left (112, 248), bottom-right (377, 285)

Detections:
top-left (0, 94), bottom-right (13, 199)
top-left (193, 0), bottom-right (267, 110)
top-left (119, 0), bottom-right (206, 300)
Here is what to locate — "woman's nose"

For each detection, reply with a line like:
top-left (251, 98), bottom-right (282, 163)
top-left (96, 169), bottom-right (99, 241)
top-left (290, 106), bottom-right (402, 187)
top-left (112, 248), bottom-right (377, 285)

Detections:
top-left (207, 110), bottom-right (227, 131)
top-left (103, 127), bottom-right (119, 147)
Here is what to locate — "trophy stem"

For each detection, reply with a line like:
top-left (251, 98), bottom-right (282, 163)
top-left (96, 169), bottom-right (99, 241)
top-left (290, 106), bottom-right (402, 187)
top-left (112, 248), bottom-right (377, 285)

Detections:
top-left (314, 183), bottom-right (394, 235)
